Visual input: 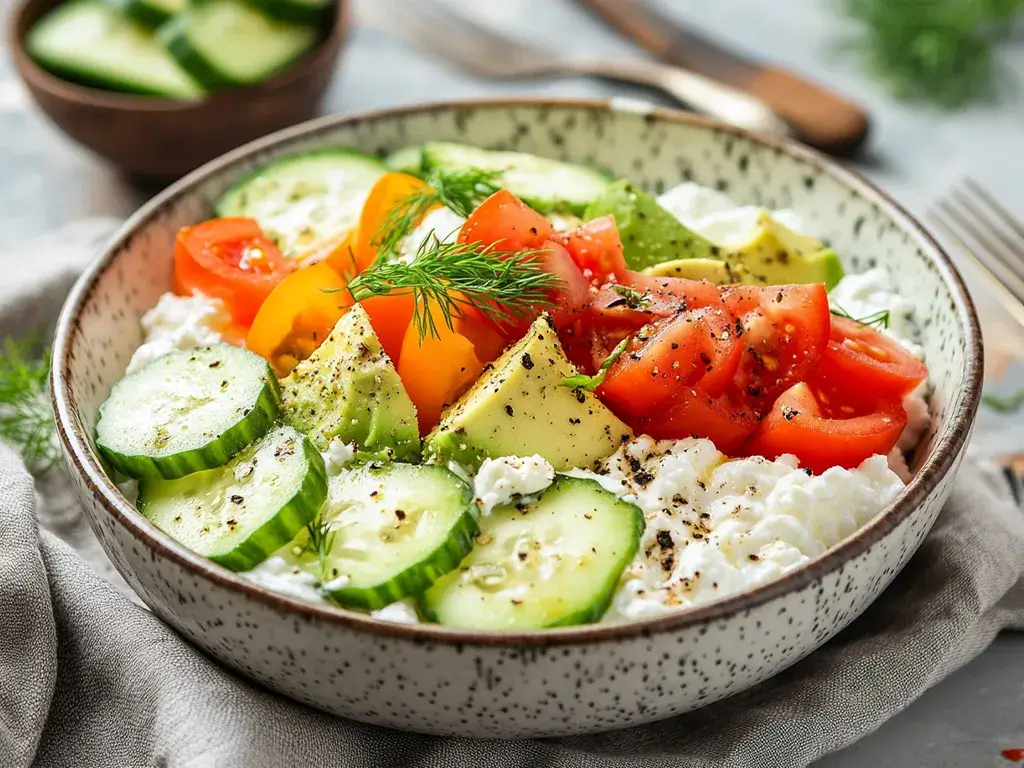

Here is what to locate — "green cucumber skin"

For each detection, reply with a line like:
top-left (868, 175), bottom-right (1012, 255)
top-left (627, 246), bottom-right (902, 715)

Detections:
top-left (158, 14), bottom-right (238, 91)
top-left (137, 435), bottom-right (328, 571)
top-left (96, 376), bottom-right (282, 480)
top-left (325, 505), bottom-right (479, 611)
top-left (247, 0), bottom-right (333, 26)
top-left (28, 50), bottom-right (201, 99)
top-left (103, 0), bottom-right (175, 29)
top-left (383, 145), bottom-right (427, 176)
top-left (214, 148), bottom-right (387, 218)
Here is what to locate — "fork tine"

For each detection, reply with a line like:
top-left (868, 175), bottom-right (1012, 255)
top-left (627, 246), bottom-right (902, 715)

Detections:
top-left (950, 186), bottom-right (1024, 274)
top-left (963, 177), bottom-right (1024, 245)
top-left (928, 208), bottom-right (1024, 330)
top-left (933, 198), bottom-right (1024, 302)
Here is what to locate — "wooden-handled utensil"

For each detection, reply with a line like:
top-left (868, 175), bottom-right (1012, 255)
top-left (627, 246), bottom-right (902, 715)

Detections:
top-left (578, 0), bottom-right (871, 156)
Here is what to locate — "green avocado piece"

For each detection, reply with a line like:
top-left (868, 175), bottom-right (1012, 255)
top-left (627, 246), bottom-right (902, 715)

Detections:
top-left (424, 317), bottom-right (632, 472)
top-left (583, 180), bottom-right (718, 270)
top-left (280, 304), bottom-right (421, 461)
top-left (728, 213), bottom-right (845, 289)
top-left (643, 257), bottom-right (755, 284)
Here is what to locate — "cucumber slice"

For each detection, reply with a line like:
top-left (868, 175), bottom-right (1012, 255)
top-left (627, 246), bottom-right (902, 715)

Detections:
top-left (96, 345), bottom-right (281, 480)
top-left (421, 476), bottom-right (643, 629)
top-left (418, 142), bottom-right (611, 215)
top-left (247, 0), bottom-right (335, 25)
top-left (138, 425), bottom-right (327, 571)
top-left (384, 145), bottom-right (426, 175)
top-left (26, 0), bottom-right (204, 98)
top-left (215, 149), bottom-right (386, 259)
top-left (104, 0), bottom-right (187, 29)
top-left (319, 463), bottom-right (478, 610)
top-left (158, 0), bottom-right (319, 91)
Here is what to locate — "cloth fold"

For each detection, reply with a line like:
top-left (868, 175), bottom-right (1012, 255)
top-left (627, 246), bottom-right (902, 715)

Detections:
top-left (1, 220), bottom-right (1022, 768)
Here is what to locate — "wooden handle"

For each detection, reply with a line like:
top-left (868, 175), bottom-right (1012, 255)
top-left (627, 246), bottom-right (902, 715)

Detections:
top-left (745, 67), bottom-right (870, 156)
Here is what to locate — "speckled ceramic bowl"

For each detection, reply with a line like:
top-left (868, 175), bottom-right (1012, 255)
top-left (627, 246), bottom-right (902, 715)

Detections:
top-left (51, 99), bottom-right (982, 738)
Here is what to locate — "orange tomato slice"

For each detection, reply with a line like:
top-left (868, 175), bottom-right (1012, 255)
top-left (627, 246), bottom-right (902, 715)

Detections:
top-left (174, 218), bottom-right (292, 326)
top-left (246, 261), bottom-right (353, 377)
top-left (352, 172), bottom-right (430, 273)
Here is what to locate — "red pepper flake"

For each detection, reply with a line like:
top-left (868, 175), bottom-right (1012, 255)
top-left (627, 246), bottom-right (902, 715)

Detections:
top-left (1002, 748), bottom-right (1024, 762)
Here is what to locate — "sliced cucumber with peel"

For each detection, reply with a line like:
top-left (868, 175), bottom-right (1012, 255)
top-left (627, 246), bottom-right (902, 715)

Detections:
top-left (158, 0), bottom-right (319, 91)
top-left (138, 425), bottom-right (327, 571)
top-left (384, 145), bottom-right (426, 175)
top-left (215, 149), bottom-right (386, 259)
top-left (319, 463), bottom-right (478, 610)
top-left (247, 0), bottom-right (335, 25)
top-left (421, 476), bottom-right (643, 629)
top-left (418, 142), bottom-right (612, 215)
top-left (103, 0), bottom-right (187, 29)
top-left (26, 0), bottom-right (204, 98)
top-left (95, 345), bottom-right (280, 480)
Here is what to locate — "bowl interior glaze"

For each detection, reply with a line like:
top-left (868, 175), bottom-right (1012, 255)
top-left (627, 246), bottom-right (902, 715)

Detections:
top-left (53, 100), bottom-right (982, 645)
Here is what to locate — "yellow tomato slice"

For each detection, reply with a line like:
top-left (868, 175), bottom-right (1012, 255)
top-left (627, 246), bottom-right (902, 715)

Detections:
top-left (352, 172), bottom-right (430, 273)
top-left (246, 261), bottom-right (353, 377)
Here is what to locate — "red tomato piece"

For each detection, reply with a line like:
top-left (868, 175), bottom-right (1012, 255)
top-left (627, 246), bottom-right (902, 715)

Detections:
top-left (458, 189), bottom-right (554, 252)
top-left (174, 218), bottom-right (292, 326)
top-left (561, 215), bottom-right (629, 286)
top-left (599, 305), bottom-right (741, 417)
top-left (743, 381), bottom-right (908, 474)
top-left (634, 389), bottom-right (759, 455)
top-left (817, 315), bottom-right (928, 399)
top-left (624, 271), bottom-right (724, 310)
top-left (721, 283), bottom-right (831, 414)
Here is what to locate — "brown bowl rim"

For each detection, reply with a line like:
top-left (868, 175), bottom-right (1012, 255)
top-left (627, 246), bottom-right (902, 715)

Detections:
top-left (51, 97), bottom-right (983, 648)
top-left (6, 0), bottom-right (347, 111)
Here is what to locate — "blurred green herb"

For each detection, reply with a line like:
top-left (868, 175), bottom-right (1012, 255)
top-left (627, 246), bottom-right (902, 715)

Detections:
top-left (982, 387), bottom-right (1024, 413)
top-left (839, 0), bottom-right (1024, 108)
top-left (0, 336), bottom-right (59, 474)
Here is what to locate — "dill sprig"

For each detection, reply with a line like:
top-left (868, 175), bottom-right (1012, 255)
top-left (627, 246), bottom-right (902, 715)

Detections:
top-left (372, 168), bottom-right (503, 258)
top-left (831, 305), bottom-right (891, 330)
top-left (982, 387), bottom-right (1024, 414)
top-left (839, 0), bottom-right (1024, 108)
top-left (346, 235), bottom-right (559, 340)
top-left (304, 515), bottom-right (338, 584)
top-left (611, 284), bottom-right (651, 309)
top-left (0, 336), bottom-right (59, 475)
top-left (560, 336), bottom-right (631, 392)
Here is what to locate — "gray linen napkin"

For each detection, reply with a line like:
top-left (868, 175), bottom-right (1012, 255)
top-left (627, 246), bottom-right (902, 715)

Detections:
top-left (1, 221), bottom-right (1023, 768)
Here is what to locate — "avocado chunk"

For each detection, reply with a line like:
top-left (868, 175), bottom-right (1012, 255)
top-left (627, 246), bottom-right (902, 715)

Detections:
top-left (583, 180), bottom-right (718, 270)
top-left (281, 304), bottom-right (420, 461)
top-left (643, 257), bottom-right (755, 284)
top-left (728, 213), bottom-right (845, 289)
top-left (424, 317), bottom-right (632, 472)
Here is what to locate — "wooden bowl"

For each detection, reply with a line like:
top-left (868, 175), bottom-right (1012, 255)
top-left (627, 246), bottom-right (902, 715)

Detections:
top-left (7, 0), bottom-right (346, 182)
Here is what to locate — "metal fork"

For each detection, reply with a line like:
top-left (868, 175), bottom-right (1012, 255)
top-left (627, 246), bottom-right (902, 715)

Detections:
top-left (356, 0), bottom-right (792, 140)
top-left (930, 180), bottom-right (1024, 506)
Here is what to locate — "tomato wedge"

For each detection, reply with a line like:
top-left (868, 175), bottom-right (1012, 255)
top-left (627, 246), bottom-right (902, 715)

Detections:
top-left (599, 305), bottom-right (741, 418)
top-left (560, 215), bottom-right (629, 286)
top-left (459, 189), bottom-right (554, 252)
top-left (246, 261), bottom-right (352, 377)
top-left (173, 218), bottom-right (292, 325)
top-left (634, 389), bottom-right (759, 455)
top-left (721, 283), bottom-right (831, 414)
top-left (360, 293), bottom-right (416, 365)
top-left (817, 315), bottom-right (928, 399)
top-left (624, 272), bottom-right (724, 310)
top-left (743, 381), bottom-right (908, 474)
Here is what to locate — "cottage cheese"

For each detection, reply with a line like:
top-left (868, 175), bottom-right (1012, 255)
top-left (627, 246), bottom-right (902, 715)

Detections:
top-left (397, 206), bottom-right (466, 262)
top-left (828, 267), bottom-right (925, 359)
top-left (370, 599), bottom-right (421, 624)
top-left (657, 182), bottom-right (805, 245)
top-left (322, 438), bottom-right (357, 476)
top-left (126, 292), bottom-right (232, 374)
top-left (243, 545), bottom-right (322, 604)
top-left (473, 455), bottom-right (556, 514)
top-left (578, 437), bottom-right (905, 622)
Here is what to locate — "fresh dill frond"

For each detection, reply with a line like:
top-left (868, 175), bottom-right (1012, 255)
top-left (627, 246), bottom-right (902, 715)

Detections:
top-left (831, 305), bottom-right (891, 329)
top-left (304, 515), bottom-right (338, 584)
top-left (0, 336), bottom-right (60, 474)
top-left (371, 168), bottom-right (503, 258)
top-left (839, 0), bottom-right (1024, 108)
top-left (559, 336), bottom-right (631, 392)
top-left (611, 284), bottom-right (651, 309)
top-left (347, 236), bottom-right (560, 341)
top-left (982, 387), bottom-right (1024, 414)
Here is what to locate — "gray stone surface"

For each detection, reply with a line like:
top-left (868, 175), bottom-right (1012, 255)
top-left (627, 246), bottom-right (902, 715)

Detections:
top-left (1, 0), bottom-right (1021, 763)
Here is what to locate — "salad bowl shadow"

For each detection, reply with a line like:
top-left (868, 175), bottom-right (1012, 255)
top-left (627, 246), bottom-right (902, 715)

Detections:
top-left (51, 99), bottom-right (982, 738)
top-left (7, 0), bottom-right (346, 182)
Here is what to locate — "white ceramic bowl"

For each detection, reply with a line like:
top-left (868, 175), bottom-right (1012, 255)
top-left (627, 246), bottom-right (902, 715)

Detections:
top-left (52, 99), bottom-right (982, 738)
